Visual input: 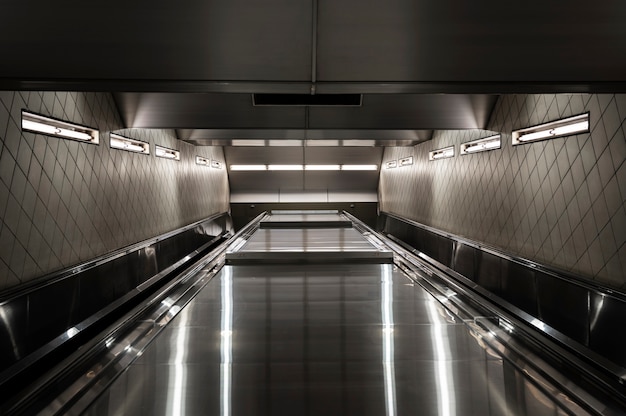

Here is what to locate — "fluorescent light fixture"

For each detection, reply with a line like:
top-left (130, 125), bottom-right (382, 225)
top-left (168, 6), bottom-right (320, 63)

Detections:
top-left (155, 145), bottom-right (180, 160)
top-left (196, 156), bottom-right (209, 166)
top-left (230, 165), bottom-right (267, 171)
top-left (211, 160), bottom-right (223, 169)
top-left (22, 110), bottom-right (99, 144)
top-left (399, 156), bottom-right (413, 167)
top-left (460, 134), bottom-right (501, 155)
top-left (229, 164), bottom-right (378, 171)
top-left (267, 165), bottom-right (303, 171)
top-left (110, 133), bottom-right (149, 154)
top-left (429, 146), bottom-right (455, 161)
top-left (305, 165), bottom-right (341, 171)
top-left (386, 161), bottom-right (397, 169)
top-left (341, 165), bottom-right (378, 171)
top-left (512, 113), bottom-right (589, 145)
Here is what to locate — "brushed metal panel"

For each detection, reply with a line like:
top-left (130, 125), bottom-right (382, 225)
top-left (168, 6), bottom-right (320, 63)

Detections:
top-left (85, 261), bottom-right (579, 415)
top-left (115, 93), bottom-right (306, 128)
top-left (589, 293), bottom-right (626, 368)
top-left (476, 251), bottom-right (502, 295)
top-left (452, 243), bottom-right (477, 281)
top-left (0, 1), bottom-right (313, 81)
top-left (537, 273), bottom-right (590, 345)
top-left (500, 261), bottom-right (538, 317)
top-left (0, 298), bottom-right (28, 366)
top-left (309, 94), bottom-right (496, 129)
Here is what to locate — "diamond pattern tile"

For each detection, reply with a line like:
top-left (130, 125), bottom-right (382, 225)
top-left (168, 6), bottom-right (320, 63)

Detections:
top-left (380, 94), bottom-right (626, 289)
top-left (0, 92), bottom-right (229, 291)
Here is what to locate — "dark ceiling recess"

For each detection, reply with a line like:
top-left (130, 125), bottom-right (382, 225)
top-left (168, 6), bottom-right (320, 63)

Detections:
top-left (253, 94), bottom-right (362, 106)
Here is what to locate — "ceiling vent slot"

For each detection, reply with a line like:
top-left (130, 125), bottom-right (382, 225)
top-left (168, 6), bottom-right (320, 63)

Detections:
top-left (253, 94), bottom-right (362, 106)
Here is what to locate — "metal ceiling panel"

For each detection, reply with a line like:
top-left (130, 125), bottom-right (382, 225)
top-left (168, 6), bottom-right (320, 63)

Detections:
top-left (316, 0), bottom-right (626, 82)
top-left (118, 92), bottom-right (493, 132)
top-left (309, 94), bottom-right (497, 129)
top-left (0, 0), bottom-right (312, 82)
top-left (178, 129), bottom-right (433, 143)
top-left (115, 93), bottom-right (305, 129)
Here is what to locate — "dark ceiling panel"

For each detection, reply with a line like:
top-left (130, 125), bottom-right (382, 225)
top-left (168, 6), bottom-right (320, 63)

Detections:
top-left (317, 0), bottom-right (626, 82)
top-left (0, 0), bottom-right (312, 82)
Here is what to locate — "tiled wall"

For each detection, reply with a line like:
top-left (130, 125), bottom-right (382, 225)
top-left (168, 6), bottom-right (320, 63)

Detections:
top-left (380, 94), bottom-right (626, 290)
top-left (0, 91), bottom-right (229, 291)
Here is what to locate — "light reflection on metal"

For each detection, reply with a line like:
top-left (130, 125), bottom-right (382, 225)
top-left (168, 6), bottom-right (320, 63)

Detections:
top-left (426, 300), bottom-right (455, 416)
top-left (166, 306), bottom-right (190, 416)
top-left (221, 267), bottom-right (233, 416)
top-left (381, 264), bottom-right (397, 416)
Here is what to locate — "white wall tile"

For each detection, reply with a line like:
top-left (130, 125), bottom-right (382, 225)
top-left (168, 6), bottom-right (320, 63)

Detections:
top-left (0, 92), bottom-right (229, 291)
top-left (380, 93), bottom-right (626, 289)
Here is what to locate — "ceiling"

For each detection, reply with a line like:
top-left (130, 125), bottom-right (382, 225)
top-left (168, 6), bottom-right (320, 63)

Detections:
top-left (1, 1), bottom-right (625, 196)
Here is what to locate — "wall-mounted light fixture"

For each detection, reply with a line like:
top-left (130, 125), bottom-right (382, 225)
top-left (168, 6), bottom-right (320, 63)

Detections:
top-left (399, 156), bottom-right (413, 167)
top-left (22, 110), bottom-right (99, 144)
top-left (211, 160), bottom-right (223, 169)
top-left (460, 134), bottom-right (501, 155)
top-left (196, 156), bottom-right (210, 166)
top-left (512, 113), bottom-right (589, 145)
top-left (155, 145), bottom-right (180, 160)
top-left (386, 161), bottom-right (397, 169)
top-left (110, 133), bottom-right (149, 154)
top-left (429, 146), bottom-right (455, 161)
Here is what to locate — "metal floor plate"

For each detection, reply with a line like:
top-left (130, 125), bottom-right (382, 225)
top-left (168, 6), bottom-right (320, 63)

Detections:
top-left (84, 264), bottom-right (575, 416)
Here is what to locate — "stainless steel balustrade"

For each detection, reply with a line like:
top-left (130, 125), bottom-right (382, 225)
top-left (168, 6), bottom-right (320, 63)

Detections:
top-left (0, 212), bottom-right (232, 408)
top-left (379, 211), bottom-right (626, 398)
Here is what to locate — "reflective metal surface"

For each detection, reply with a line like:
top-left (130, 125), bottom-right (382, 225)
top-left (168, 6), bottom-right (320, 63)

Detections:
top-left (259, 213), bottom-right (351, 228)
top-left (225, 228), bottom-right (393, 264)
top-left (0, 213), bottom-right (231, 399)
top-left (85, 263), bottom-right (580, 415)
top-left (380, 212), bottom-right (626, 392)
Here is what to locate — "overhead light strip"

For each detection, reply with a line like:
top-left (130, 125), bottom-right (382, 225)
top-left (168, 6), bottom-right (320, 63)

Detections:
top-left (460, 134), bottom-right (501, 155)
top-left (21, 110), bottom-right (99, 144)
top-left (305, 165), bottom-right (340, 171)
top-left (429, 146), bottom-right (455, 161)
top-left (230, 165), bottom-right (267, 171)
top-left (512, 113), bottom-right (589, 145)
top-left (341, 165), bottom-right (378, 171)
top-left (230, 164), bottom-right (379, 171)
top-left (155, 145), bottom-right (180, 161)
top-left (110, 133), bottom-right (149, 154)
